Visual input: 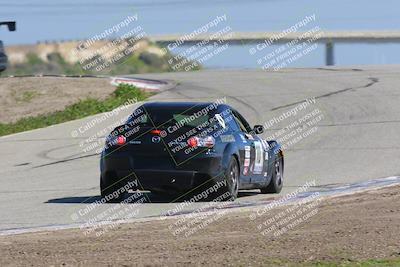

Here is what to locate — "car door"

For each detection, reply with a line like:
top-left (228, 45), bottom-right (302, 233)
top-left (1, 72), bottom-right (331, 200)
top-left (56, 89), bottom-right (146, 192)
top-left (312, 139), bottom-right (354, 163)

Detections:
top-left (230, 110), bottom-right (258, 184)
top-left (232, 110), bottom-right (268, 184)
top-left (249, 134), bottom-right (269, 183)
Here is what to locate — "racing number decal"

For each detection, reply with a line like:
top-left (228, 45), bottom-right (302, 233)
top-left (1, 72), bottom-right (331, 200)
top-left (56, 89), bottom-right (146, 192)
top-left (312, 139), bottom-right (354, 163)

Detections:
top-left (253, 141), bottom-right (263, 174)
top-left (215, 114), bottom-right (226, 129)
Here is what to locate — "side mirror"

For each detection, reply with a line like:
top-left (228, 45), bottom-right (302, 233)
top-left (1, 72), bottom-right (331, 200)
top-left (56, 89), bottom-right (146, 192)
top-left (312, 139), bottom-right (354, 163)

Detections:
top-left (253, 125), bottom-right (264, 134)
top-left (8, 22), bottom-right (16, 32)
top-left (0, 22), bottom-right (16, 32)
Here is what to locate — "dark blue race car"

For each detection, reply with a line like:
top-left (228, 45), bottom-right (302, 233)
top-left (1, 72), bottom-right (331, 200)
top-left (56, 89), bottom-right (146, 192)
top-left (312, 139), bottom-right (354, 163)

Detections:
top-left (0, 21), bottom-right (16, 73)
top-left (100, 102), bottom-right (283, 202)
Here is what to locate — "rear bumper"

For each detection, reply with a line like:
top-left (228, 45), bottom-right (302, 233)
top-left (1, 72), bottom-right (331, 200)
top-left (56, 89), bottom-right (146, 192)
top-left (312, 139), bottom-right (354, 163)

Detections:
top-left (111, 169), bottom-right (206, 192)
top-left (100, 152), bottom-right (224, 192)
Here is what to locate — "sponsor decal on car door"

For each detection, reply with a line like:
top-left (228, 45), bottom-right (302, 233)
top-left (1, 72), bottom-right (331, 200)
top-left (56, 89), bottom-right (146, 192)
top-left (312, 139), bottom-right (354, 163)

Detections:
top-left (253, 141), bottom-right (264, 174)
top-left (243, 145), bottom-right (251, 175)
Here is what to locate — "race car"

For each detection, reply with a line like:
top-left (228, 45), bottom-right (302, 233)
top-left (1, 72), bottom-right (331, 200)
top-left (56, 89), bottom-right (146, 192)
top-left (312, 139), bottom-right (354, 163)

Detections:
top-left (100, 102), bottom-right (283, 202)
top-left (0, 21), bottom-right (16, 73)
top-left (0, 41), bottom-right (7, 73)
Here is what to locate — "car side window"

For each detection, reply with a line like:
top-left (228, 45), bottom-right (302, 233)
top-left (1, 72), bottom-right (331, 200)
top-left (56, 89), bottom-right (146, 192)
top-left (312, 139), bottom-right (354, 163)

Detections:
top-left (232, 111), bottom-right (250, 133)
top-left (234, 116), bottom-right (248, 133)
top-left (221, 108), bottom-right (241, 132)
top-left (232, 110), bottom-right (252, 133)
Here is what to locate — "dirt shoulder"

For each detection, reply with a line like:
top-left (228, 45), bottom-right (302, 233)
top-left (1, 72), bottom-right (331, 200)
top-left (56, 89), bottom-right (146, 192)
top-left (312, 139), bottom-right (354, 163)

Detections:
top-left (1, 185), bottom-right (400, 267)
top-left (0, 77), bottom-right (115, 123)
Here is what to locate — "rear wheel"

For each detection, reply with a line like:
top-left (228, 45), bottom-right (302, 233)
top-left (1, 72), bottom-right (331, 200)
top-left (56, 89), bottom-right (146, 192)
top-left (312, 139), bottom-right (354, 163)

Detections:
top-left (100, 177), bottom-right (125, 203)
top-left (261, 155), bottom-right (283, 194)
top-left (221, 157), bottom-right (239, 200)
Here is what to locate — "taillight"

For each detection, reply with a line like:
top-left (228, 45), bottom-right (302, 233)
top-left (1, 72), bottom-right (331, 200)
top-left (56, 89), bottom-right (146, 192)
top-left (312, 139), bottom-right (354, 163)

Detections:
top-left (150, 129), bottom-right (161, 135)
top-left (105, 134), bottom-right (126, 148)
top-left (203, 136), bottom-right (215, 148)
top-left (187, 136), bottom-right (215, 148)
top-left (116, 135), bottom-right (126, 145)
top-left (188, 137), bottom-right (198, 147)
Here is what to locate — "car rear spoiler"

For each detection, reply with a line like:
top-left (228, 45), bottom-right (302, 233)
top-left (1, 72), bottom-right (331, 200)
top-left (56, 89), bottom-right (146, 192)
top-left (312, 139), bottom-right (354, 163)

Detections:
top-left (0, 21), bottom-right (16, 31)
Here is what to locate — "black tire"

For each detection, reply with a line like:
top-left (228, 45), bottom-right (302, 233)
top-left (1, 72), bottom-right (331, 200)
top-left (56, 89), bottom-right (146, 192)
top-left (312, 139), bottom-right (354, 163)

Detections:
top-left (261, 155), bottom-right (283, 194)
top-left (221, 157), bottom-right (240, 200)
top-left (100, 177), bottom-right (125, 203)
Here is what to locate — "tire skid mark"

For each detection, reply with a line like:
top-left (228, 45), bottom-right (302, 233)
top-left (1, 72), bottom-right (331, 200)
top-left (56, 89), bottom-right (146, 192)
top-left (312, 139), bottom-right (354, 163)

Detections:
top-left (32, 153), bottom-right (98, 169)
top-left (160, 82), bottom-right (263, 121)
top-left (266, 119), bottom-right (400, 130)
top-left (271, 77), bottom-right (379, 111)
top-left (316, 68), bottom-right (363, 72)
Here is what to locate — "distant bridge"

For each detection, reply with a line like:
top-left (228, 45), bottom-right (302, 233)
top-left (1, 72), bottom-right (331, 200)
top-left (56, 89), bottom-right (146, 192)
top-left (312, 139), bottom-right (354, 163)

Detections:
top-left (150, 31), bottom-right (400, 66)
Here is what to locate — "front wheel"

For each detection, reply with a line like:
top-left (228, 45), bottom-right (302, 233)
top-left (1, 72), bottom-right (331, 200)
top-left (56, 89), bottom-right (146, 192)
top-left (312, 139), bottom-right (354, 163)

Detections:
top-left (261, 155), bottom-right (283, 194)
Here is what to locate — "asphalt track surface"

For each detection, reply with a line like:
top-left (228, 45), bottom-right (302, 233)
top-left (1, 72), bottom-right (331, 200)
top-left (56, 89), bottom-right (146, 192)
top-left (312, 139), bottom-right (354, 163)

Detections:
top-left (1, 66), bottom-right (400, 233)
